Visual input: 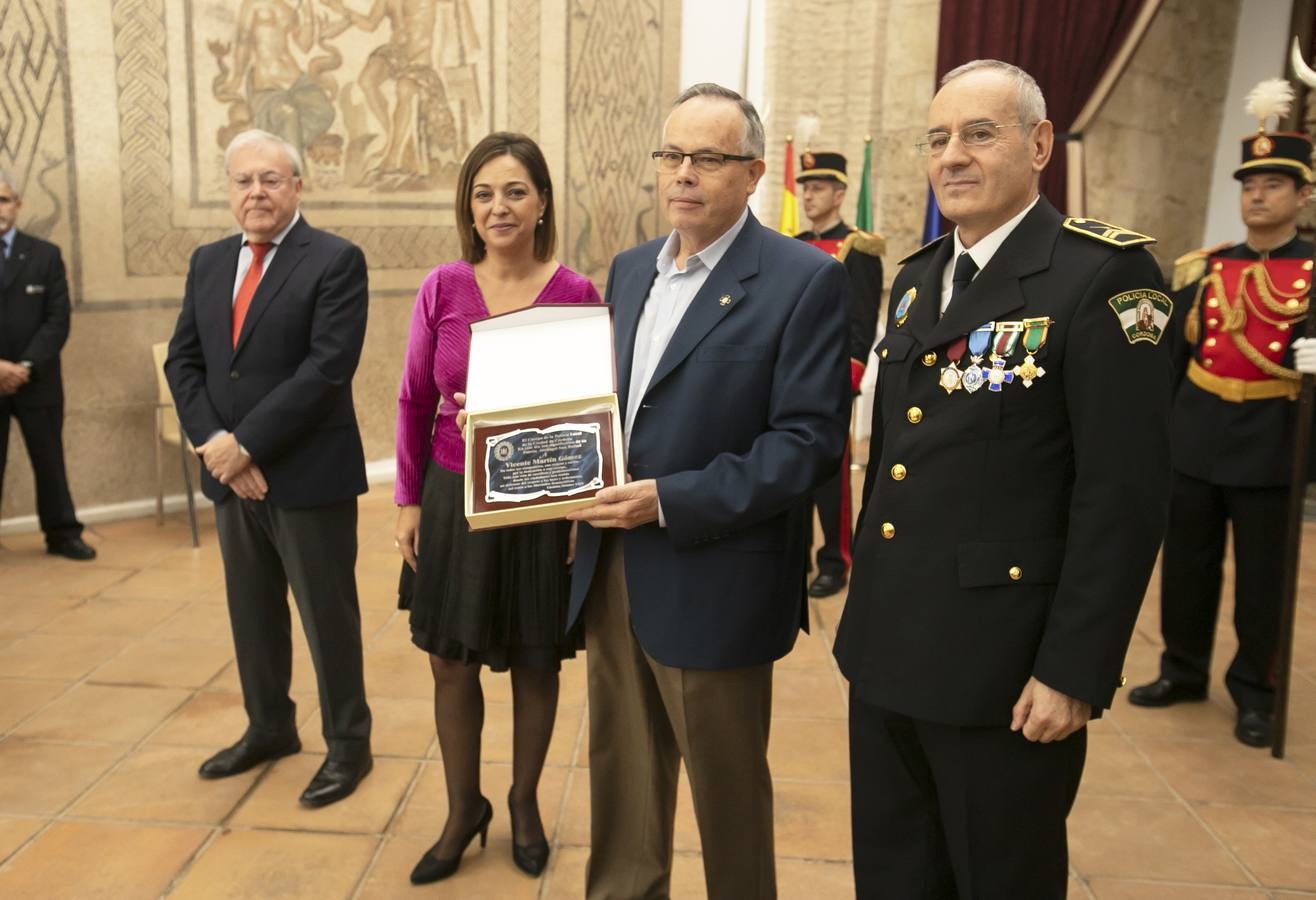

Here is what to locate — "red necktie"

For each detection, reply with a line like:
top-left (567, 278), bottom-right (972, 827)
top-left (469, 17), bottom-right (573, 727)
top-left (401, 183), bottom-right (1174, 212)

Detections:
top-left (232, 242), bottom-right (273, 348)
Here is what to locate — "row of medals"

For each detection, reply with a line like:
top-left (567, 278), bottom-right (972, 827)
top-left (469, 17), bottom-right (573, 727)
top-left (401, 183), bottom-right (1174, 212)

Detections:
top-left (938, 317), bottom-right (1053, 396)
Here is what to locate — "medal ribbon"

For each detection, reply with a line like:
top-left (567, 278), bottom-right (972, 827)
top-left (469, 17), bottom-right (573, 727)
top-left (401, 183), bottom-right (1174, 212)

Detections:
top-left (967, 322), bottom-right (994, 359)
top-left (991, 322), bottom-right (1022, 359)
top-left (1021, 317), bottom-right (1052, 354)
top-left (945, 336), bottom-right (968, 363)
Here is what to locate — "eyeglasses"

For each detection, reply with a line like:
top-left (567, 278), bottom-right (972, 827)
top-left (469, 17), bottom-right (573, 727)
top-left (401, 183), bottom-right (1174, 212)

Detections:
top-left (228, 173), bottom-right (296, 192)
top-left (651, 150), bottom-right (758, 174)
top-left (914, 122), bottom-right (1032, 156)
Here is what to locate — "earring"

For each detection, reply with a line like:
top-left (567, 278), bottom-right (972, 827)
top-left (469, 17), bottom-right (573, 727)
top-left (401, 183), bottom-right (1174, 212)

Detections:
top-left (537, 217), bottom-right (544, 226)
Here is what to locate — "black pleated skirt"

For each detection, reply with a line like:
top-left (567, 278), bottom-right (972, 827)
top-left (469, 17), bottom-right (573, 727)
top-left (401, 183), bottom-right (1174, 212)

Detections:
top-left (398, 461), bottom-right (580, 671)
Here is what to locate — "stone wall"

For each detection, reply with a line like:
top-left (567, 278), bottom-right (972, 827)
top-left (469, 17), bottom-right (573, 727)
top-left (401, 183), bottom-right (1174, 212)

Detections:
top-left (0, 0), bottom-right (681, 527)
top-left (1082, 0), bottom-right (1242, 268)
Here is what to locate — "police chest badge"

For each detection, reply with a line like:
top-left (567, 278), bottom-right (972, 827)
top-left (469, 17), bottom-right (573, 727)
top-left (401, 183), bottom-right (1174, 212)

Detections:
top-left (1108, 290), bottom-right (1174, 345)
top-left (894, 288), bottom-right (916, 327)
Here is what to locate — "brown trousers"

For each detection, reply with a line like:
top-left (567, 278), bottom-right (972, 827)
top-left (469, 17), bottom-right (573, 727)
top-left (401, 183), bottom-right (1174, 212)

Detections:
top-left (583, 534), bottom-right (777, 900)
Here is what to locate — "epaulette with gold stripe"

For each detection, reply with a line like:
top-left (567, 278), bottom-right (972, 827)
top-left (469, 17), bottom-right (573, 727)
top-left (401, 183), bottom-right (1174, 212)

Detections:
top-left (898, 233), bottom-right (948, 265)
top-left (1171, 241), bottom-right (1233, 291)
top-left (837, 229), bottom-right (885, 262)
top-left (1062, 217), bottom-right (1156, 249)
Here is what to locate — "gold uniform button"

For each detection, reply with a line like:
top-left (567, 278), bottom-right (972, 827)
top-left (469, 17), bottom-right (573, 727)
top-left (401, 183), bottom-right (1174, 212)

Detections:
top-left (1206, 298), bottom-right (1220, 308)
top-left (1206, 318), bottom-right (1219, 329)
top-left (1213, 262), bottom-right (1224, 271)
top-left (880, 522), bottom-right (896, 539)
top-left (1205, 337), bottom-right (1216, 348)
top-left (922, 352), bottom-right (937, 367)
top-left (1008, 566), bottom-right (1023, 581)
top-left (1279, 322), bottom-right (1291, 331)
top-left (1269, 341), bottom-right (1284, 352)
top-left (1295, 279), bottom-right (1308, 290)
top-left (1287, 299), bottom-right (1301, 309)
top-left (880, 348), bottom-right (889, 359)
top-left (1204, 358), bottom-right (1214, 368)
top-left (891, 464), bottom-right (907, 481)
top-left (1304, 260), bottom-right (1313, 271)
top-left (906, 407), bottom-right (923, 424)
top-left (1120, 674), bottom-right (1128, 687)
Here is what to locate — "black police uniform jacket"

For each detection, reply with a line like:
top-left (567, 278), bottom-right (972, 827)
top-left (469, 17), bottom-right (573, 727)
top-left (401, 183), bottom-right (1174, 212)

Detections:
top-left (1167, 236), bottom-right (1316, 487)
top-left (833, 198), bottom-right (1174, 727)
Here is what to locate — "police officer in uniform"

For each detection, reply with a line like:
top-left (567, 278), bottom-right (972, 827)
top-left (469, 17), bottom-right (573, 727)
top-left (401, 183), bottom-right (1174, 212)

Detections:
top-left (1129, 79), bottom-right (1316, 749)
top-left (794, 150), bottom-right (884, 596)
top-left (834, 60), bottom-right (1172, 898)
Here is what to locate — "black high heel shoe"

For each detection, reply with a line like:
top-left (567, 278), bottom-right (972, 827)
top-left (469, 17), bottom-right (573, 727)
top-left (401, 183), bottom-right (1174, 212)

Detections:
top-left (508, 787), bottom-right (550, 876)
top-left (409, 796), bottom-right (493, 885)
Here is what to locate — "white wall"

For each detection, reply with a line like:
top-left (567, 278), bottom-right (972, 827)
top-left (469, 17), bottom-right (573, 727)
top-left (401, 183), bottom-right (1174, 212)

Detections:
top-left (1202, 0), bottom-right (1296, 247)
top-left (679, 0), bottom-right (767, 214)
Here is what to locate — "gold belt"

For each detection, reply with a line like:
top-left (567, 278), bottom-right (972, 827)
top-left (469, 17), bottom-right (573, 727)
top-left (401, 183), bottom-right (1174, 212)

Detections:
top-left (1187, 359), bottom-right (1300, 402)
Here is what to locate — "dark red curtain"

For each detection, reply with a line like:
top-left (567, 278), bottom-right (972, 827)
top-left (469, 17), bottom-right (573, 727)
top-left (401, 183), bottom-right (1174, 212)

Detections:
top-left (935, 0), bottom-right (1149, 213)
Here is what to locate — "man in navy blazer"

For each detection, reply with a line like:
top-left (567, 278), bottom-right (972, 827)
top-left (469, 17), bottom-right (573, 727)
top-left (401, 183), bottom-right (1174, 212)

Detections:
top-left (165, 129), bottom-right (373, 808)
top-left (567, 84), bottom-right (851, 900)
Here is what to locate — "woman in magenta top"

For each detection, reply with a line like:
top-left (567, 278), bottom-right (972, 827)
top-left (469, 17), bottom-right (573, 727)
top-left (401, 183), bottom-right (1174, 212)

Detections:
top-left (393, 133), bottom-right (599, 885)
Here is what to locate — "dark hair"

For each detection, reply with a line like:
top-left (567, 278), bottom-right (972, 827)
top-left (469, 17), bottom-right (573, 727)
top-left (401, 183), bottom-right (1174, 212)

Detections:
top-left (455, 132), bottom-right (556, 263)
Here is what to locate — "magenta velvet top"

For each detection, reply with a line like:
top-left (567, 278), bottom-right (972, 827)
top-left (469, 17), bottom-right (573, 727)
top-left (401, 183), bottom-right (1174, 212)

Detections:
top-left (394, 260), bottom-right (601, 505)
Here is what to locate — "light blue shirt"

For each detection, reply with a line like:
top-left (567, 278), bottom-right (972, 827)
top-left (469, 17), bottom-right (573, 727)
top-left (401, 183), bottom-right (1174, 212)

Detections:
top-left (625, 206), bottom-right (749, 527)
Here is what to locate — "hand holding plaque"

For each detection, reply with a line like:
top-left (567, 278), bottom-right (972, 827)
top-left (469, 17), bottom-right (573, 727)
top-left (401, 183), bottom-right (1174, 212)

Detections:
top-left (463, 304), bottom-right (625, 529)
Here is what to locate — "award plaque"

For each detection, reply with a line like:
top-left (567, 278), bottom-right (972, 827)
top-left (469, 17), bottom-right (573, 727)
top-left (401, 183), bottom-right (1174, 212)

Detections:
top-left (464, 304), bottom-right (625, 529)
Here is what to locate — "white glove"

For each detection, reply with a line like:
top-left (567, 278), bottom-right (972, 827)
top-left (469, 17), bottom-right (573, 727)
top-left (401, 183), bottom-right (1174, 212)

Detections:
top-left (1296, 337), bottom-right (1316, 375)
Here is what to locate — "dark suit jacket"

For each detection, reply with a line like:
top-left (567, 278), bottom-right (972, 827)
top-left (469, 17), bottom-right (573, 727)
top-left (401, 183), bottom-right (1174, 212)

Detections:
top-left (567, 212), bottom-right (852, 670)
top-left (164, 216), bottom-right (369, 508)
top-left (834, 198), bottom-right (1173, 727)
top-left (0, 230), bottom-right (70, 408)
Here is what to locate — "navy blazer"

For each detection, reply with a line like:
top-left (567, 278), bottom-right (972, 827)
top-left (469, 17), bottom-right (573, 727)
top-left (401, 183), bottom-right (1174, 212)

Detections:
top-left (164, 216), bottom-right (369, 509)
top-left (0, 231), bottom-right (71, 408)
top-left (568, 212), bottom-right (852, 669)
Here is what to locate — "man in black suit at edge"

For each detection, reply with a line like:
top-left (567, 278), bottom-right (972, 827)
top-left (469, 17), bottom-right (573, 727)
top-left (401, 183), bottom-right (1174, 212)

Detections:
top-left (165, 129), bottom-right (372, 807)
top-left (834, 60), bottom-right (1174, 898)
top-left (0, 170), bottom-right (95, 560)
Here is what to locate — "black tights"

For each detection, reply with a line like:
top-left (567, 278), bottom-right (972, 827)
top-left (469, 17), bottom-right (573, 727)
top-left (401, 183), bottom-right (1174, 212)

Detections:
top-left (428, 655), bottom-right (560, 853)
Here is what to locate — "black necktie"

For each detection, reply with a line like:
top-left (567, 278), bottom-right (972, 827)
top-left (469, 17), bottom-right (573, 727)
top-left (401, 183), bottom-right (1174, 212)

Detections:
top-left (947, 251), bottom-right (978, 315)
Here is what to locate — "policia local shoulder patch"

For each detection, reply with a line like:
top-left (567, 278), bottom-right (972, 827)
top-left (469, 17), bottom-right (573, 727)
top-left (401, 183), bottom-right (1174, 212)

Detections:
top-left (1108, 289), bottom-right (1173, 346)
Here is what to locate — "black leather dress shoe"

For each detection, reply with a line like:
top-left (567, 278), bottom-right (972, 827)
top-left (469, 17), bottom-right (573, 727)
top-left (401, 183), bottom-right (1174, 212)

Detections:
top-left (198, 734), bottom-right (301, 779)
top-left (1235, 709), bottom-right (1273, 748)
top-left (47, 538), bottom-right (96, 561)
top-left (1127, 678), bottom-right (1208, 708)
top-left (808, 571), bottom-right (847, 598)
top-left (299, 754), bottom-right (373, 808)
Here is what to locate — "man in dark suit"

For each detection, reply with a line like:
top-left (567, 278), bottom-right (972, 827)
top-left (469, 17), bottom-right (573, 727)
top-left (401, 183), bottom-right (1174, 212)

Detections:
top-left (833, 60), bottom-right (1173, 898)
top-left (165, 129), bottom-right (373, 808)
top-left (0, 171), bottom-right (94, 560)
top-left (566, 84), bottom-right (850, 900)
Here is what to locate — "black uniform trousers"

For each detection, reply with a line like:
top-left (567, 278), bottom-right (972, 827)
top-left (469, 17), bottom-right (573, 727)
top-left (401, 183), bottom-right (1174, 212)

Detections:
top-left (0, 397), bottom-right (82, 545)
top-left (214, 495), bottom-right (372, 760)
top-left (849, 693), bottom-right (1085, 900)
top-left (1158, 471), bottom-right (1287, 712)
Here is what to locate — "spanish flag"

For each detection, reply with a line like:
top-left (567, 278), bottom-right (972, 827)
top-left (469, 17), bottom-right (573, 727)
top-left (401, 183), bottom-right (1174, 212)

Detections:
top-left (779, 136), bottom-right (798, 236)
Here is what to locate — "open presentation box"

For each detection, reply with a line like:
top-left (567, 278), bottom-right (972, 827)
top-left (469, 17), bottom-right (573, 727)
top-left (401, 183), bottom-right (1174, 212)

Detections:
top-left (464, 303), bottom-right (625, 530)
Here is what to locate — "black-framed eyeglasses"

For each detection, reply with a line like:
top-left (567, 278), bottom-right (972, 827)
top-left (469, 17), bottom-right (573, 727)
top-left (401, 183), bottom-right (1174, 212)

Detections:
top-left (914, 122), bottom-right (1032, 156)
top-left (651, 150), bottom-right (758, 173)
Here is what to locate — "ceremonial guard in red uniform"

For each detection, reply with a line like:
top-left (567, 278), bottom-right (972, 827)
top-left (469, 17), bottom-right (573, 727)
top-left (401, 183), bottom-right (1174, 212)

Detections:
top-left (1130, 78), bottom-right (1316, 748)
top-left (793, 151), bottom-right (884, 596)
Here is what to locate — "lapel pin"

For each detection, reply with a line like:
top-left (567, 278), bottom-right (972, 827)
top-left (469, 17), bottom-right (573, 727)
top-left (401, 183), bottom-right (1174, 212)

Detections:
top-left (894, 288), bottom-right (916, 327)
top-left (718, 294), bottom-right (732, 307)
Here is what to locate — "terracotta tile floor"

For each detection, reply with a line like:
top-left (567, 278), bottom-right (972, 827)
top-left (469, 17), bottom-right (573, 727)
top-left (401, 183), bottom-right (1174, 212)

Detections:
top-left (0, 485), bottom-right (1314, 898)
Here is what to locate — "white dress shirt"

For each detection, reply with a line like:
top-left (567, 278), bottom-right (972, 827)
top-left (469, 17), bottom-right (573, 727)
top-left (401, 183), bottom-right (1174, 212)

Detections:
top-left (939, 195), bottom-right (1039, 313)
top-left (231, 210), bottom-right (301, 303)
